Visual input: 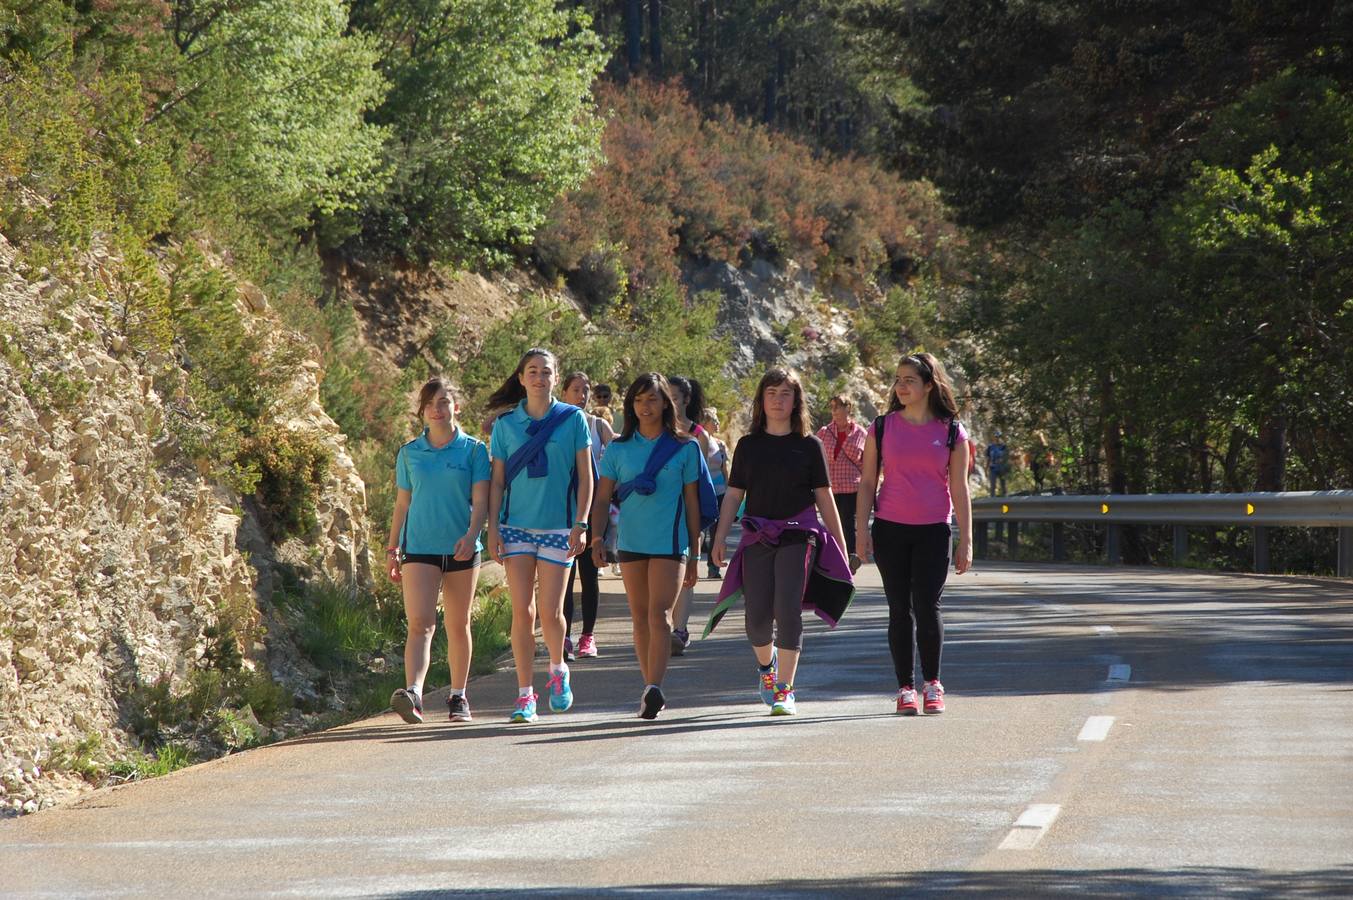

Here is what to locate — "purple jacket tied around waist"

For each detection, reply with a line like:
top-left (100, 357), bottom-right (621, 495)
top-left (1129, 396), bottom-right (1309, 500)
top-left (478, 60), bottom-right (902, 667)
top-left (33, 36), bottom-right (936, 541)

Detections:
top-left (702, 505), bottom-right (856, 639)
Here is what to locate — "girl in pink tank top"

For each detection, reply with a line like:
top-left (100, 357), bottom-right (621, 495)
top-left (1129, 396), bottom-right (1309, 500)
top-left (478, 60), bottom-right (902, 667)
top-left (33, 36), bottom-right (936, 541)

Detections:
top-left (854, 353), bottom-right (973, 716)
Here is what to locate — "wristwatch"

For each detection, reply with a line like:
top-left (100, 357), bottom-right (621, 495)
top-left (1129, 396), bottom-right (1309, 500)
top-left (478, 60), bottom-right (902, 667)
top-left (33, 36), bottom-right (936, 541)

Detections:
top-left (573, 520), bottom-right (588, 530)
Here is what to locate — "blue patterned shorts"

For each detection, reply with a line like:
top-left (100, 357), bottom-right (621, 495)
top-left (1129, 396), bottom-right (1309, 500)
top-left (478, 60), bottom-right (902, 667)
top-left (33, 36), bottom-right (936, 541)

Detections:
top-left (500, 526), bottom-right (575, 567)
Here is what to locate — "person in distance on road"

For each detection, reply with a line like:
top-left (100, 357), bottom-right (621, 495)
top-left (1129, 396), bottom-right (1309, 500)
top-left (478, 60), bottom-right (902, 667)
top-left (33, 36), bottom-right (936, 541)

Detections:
top-left (386, 377), bottom-right (490, 725)
top-left (854, 352), bottom-right (973, 716)
top-left (589, 373), bottom-right (704, 720)
top-left (700, 407), bottom-right (730, 579)
top-left (706, 369), bottom-right (854, 717)
top-left (485, 348), bottom-right (594, 723)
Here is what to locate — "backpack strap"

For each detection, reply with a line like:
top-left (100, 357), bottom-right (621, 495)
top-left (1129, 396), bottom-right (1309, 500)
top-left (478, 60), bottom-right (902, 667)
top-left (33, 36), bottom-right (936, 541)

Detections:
top-left (946, 417), bottom-right (960, 451)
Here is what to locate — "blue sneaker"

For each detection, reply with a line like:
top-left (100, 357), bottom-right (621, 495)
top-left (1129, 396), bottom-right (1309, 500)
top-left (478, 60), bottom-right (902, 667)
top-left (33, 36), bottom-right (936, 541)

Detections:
top-left (509, 692), bottom-right (538, 723)
top-left (547, 668), bottom-right (574, 712)
top-left (770, 685), bottom-right (797, 716)
top-left (757, 649), bottom-right (778, 705)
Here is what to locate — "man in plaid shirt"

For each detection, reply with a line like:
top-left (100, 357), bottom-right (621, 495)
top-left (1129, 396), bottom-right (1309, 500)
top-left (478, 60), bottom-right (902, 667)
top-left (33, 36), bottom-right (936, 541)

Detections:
top-left (816, 395), bottom-right (868, 556)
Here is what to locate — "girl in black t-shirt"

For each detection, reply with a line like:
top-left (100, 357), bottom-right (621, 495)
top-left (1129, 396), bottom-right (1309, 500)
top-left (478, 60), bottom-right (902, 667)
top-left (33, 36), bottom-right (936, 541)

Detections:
top-left (709, 369), bottom-right (849, 715)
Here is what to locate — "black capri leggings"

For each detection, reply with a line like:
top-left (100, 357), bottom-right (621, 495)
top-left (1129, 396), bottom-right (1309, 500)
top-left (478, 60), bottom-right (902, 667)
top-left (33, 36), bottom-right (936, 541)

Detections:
top-left (741, 536), bottom-right (815, 653)
top-left (871, 519), bottom-right (951, 687)
top-left (564, 549), bottom-right (599, 636)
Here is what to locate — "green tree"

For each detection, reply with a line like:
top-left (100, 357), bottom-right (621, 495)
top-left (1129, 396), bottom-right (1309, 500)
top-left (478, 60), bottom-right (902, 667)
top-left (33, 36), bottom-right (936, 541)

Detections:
top-left (345, 0), bottom-right (607, 264)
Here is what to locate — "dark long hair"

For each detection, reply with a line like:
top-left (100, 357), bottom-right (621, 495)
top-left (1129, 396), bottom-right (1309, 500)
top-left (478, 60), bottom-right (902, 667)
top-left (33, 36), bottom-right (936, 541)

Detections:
top-left (485, 347), bottom-right (556, 413)
top-left (666, 374), bottom-right (705, 425)
top-left (888, 352), bottom-right (959, 421)
top-left (750, 368), bottom-right (809, 436)
top-left (617, 373), bottom-right (683, 442)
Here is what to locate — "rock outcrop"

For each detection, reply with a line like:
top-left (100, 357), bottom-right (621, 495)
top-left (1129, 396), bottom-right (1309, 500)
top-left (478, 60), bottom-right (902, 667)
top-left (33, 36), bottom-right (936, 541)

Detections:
top-left (0, 235), bottom-right (370, 814)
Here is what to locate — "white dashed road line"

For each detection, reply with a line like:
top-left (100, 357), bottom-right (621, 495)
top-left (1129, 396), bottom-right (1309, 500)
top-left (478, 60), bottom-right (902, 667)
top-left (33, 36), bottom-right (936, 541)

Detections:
top-left (1077, 715), bottom-right (1116, 742)
top-left (1093, 624), bottom-right (1115, 635)
top-left (998, 803), bottom-right (1062, 850)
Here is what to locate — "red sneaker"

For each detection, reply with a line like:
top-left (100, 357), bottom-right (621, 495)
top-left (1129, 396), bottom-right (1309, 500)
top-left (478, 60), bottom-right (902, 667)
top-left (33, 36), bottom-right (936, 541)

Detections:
top-left (896, 686), bottom-right (919, 716)
top-left (922, 680), bottom-right (945, 714)
top-left (576, 633), bottom-right (599, 658)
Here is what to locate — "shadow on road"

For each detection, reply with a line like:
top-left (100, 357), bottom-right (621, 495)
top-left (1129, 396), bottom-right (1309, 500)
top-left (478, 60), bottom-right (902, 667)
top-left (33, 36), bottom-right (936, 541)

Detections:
top-left (369, 865), bottom-right (1353, 897)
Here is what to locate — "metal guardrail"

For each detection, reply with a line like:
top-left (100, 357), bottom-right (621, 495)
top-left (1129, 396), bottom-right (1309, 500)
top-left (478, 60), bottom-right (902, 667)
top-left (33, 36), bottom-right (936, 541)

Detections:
top-left (971, 491), bottom-right (1353, 577)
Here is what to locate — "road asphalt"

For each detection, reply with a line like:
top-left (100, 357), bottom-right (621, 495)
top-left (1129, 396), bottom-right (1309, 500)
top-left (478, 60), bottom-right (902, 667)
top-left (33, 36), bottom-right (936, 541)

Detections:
top-left (2, 561), bottom-right (1351, 898)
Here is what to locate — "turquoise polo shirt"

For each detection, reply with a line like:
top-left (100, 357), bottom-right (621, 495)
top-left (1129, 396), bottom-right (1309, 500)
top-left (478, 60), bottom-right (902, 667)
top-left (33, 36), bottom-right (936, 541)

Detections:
top-left (395, 428), bottom-right (491, 554)
top-left (489, 400), bottom-right (591, 530)
top-left (598, 433), bottom-right (701, 555)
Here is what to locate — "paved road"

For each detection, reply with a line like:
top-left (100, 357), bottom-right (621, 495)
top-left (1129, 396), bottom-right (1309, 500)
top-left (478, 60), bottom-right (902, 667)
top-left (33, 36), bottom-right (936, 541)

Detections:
top-left (3, 562), bottom-right (1352, 897)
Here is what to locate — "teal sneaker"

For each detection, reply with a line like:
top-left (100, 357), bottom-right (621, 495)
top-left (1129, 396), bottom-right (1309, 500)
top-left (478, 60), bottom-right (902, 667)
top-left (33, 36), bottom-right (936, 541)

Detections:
top-left (547, 668), bottom-right (574, 712)
top-left (757, 649), bottom-right (778, 705)
top-left (770, 684), bottom-right (796, 716)
top-left (509, 692), bottom-right (538, 723)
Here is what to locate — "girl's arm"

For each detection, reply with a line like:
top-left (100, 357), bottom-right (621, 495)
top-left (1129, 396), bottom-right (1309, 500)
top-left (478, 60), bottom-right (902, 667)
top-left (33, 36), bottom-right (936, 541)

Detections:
top-left (854, 431), bottom-right (880, 562)
top-left (950, 440), bottom-right (973, 574)
top-left (569, 446), bottom-right (594, 557)
top-left (386, 488), bottom-right (412, 581)
top-left (485, 459), bottom-right (506, 563)
top-left (682, 480), bottom-right (702, 588)
top-left (455, 481), bottom-right (490, 561)
top-left (814, 486), bottom-right (849, 559)
top-left (597, 417), bottom-right (615, 445)
top-left (589, 476), bottom-right (616, 568)
top-left (709, 487), bottom-right (745, 568)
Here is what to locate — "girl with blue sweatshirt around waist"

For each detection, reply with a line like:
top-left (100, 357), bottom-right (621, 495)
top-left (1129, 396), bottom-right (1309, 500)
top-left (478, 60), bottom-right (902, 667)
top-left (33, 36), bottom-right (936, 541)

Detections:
top-left (589, 373), bottom-right (704, 720)
top-left (485, 348), bottom-right (593, 723)
top-left (386, 377), bottom-right (490, 725)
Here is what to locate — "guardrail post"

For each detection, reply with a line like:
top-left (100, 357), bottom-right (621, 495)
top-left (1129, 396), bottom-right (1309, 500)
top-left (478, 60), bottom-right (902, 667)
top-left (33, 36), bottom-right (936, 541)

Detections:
top-left (1106, 524), bottom-right (1122, 565)
top-left (1173, 525), bottom-right (1188, 565)
top-left (1253, 526), bottom-right (1270, 574)
top-left (1052, 522), bottom-right (1066, 561)
top-left (975, 521), bottom-right (988, 558)
top-left (1339, 527), bottom-right (1352, 578)
top-left (1008, 521), bottom-right (1019, 557)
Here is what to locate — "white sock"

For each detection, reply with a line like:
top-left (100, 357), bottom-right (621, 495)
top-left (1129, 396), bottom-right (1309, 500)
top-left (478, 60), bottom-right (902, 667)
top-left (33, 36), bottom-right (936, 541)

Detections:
top-left (518, 686), bottom-right (534, 699)
top-left (450, 688), bottom-right (465, 699)
top-left (551, 662), bottom-right (568, 676)
top-left (407, 684), bottom-right (422, 698)
top-left (646, 683), bottom-right (660, 692)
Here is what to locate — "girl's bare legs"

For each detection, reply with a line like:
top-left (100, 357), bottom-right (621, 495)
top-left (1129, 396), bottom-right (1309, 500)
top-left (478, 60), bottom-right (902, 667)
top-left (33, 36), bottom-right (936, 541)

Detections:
top-left (534, 562), bottom-right (571, 666)
top-left (504, 556), bottom-right (540, 689)
top-left (643, 559), bottom-right (683, 685)
top-left (620, 562), bottom-right (652, 683)
top-left (442, 567), bottom-right (478, 691)
top-left (401, 563), bottom-right (442, 690)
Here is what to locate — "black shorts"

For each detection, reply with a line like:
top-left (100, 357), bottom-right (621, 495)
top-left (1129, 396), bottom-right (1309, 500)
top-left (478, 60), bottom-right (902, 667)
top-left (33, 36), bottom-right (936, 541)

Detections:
top-left (401, 552), bottom-right (482, 573)
top-left (617, 550), bottom-right (689, 564)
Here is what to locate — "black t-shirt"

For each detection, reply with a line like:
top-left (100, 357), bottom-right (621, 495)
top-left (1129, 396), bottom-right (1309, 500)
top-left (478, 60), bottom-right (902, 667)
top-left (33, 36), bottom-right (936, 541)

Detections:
top-left (728, 431), bottom-right (830, 520)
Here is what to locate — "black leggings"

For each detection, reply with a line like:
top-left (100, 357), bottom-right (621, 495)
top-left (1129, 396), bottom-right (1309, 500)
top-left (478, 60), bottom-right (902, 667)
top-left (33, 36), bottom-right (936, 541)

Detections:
top-left (564, 549), bottom-right (599, 636)
top-left (872, 519), bottom-right (951, 687)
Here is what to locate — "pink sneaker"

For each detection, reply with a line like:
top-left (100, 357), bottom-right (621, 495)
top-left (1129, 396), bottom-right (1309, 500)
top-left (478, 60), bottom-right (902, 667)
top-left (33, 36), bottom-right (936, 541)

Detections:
top-left (896, 686), bottom-right (919, 716)
top-left (576, 633), bottom-right (599, 658)
top-left (922, 680), bottom-right (945, 714)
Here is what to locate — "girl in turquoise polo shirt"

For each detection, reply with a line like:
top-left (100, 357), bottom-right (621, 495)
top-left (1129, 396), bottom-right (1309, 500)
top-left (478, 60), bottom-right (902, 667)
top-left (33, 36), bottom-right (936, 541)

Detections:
top-left (486, 348), bottom-right (593, 723)
top-left (589, 373), bottom-right (703, 720)
top-left (386, 377), bottom-right (491, 725)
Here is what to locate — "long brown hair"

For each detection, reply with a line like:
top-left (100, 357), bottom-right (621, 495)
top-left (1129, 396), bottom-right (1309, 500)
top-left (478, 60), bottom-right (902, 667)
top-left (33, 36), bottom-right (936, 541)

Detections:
top-left (887, 352), bottom-right (959, 421)
top-left (750, 368), bottom-right (809, 436)
top-left (617, 372), bottom-right (684, 442)
top-left (485, 347), bottom-right (556, 412)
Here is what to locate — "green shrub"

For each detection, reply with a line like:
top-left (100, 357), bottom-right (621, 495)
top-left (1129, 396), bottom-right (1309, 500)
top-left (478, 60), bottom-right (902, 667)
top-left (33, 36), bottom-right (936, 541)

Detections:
top-left (241, 425), bottom-right (331, 540)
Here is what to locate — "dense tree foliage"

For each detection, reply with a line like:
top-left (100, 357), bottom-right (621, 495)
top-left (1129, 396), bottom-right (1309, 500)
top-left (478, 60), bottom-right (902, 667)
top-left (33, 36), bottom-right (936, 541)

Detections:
top-left (342, 0), bottom-right (608, 264)
top-left (847, 1), bottom-right (1353, 500)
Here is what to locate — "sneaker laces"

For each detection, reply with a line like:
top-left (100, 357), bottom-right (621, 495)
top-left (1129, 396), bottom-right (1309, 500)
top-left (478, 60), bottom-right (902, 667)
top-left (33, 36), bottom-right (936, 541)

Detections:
top-left (546, 673), bottom-right (565, 695)
top-left (514, 693), bottom-right (535, 710)
top-left (923, 681), bottom-right (943, 701)
top-left (774, 687), bottom-right (792, 703)
top-left (898, 687), bottom-right (918, 702)
top-left (760, 671), bottom-right (777, 692)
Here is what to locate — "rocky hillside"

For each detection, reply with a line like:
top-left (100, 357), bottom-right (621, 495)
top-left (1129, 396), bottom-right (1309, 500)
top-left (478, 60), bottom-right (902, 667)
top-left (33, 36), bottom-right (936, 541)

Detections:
top-left (0, 236), bottom-right (370, 815)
